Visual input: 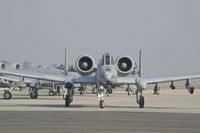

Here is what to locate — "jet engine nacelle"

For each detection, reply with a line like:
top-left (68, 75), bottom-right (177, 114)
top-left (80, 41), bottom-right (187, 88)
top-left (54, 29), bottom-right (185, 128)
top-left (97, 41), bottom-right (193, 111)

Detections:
top-left (9, 63), bottom-right (21, 70)
top-left (76, 55), bottom-right (95, 76)
top-left (0, 63), bottom-right (7, 69)
top-left (116, 56), bottom-right (135, 76)
top-left (0, 61), bottom-right (21, 70)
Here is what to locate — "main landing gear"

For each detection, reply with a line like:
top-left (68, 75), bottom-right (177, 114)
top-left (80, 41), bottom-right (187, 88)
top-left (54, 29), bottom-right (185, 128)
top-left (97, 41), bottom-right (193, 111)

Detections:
top-left (3, 90), bottom-right (12, 100)
top-left (64, 82), bottom-right (145, 109)
top-left (29, 82), bottom-right (41, 99)
top-left (49, 86), bottom-right (61, 96)
top-left (64, 88), bottom-right (74, 107)
top-left (30, 90), bottom-right (38, 99)
top-left (185, 79), bottom-right (195, 94)
top-left (189, 87), bottom-right (195, 94)
top-left (65, 94), bottom-right (73, 107)
top-left (153, 83), bottom-right (160, 95)
top-left (78, 85), bottom-right (85, 95)
top-left (136, 89), bottom-right (144, 108)
top-left (106, 87), bottom-right (113, 97)
top-left (126, 85), bottom-right (133, 95)
top-left (170, 81), bottom-right (176, 90)
top-left (28, 86), bottom-right (39, 99)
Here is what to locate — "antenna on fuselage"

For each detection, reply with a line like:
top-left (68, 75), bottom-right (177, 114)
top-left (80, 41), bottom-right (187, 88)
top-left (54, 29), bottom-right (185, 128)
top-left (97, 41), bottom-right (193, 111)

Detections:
top-left (138, 49), bottom-right (142, 77)
top-left (64, 48), bottom-right (68, 76)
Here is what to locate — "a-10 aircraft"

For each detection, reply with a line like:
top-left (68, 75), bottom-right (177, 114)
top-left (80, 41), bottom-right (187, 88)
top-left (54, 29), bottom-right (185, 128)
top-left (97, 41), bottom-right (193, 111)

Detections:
top-left (0, 50), bottom-right (200, 109)
top-left (0, 63), bottom-right (68, 99)
top-left (0, 49), bottom-right (79, 100)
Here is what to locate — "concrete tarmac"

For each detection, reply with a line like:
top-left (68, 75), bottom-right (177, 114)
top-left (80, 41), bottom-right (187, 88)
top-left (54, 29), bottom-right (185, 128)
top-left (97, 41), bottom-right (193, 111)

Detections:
top-left (0, 87), bottom-right (200, 133)
top-left (0, 111), bottom-right (200, 133)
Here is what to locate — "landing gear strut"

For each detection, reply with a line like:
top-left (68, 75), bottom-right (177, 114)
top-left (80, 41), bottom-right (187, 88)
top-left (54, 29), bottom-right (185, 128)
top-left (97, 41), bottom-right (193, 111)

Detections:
top-left (153, 83), bottom-right (160, 95)
top-left (97, 85), bottom-right (105, 109)
top-left (29, 82), bottom-right (41, 99)
top-left (78, 85), bottom-right (85, 95)
top-left (126, 85), bottom-right (132, 95)
top-left (170, 81), bottom-right (176, 90)
top-left (49, 86), bottom-right (61, 96)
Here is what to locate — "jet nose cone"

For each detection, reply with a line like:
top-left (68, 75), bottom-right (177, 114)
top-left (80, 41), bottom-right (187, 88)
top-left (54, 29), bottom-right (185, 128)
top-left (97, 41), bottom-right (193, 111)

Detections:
top-left (104, 75), bottom-right (112, 81)
top-left (104, 72), bottom-right (112, 81)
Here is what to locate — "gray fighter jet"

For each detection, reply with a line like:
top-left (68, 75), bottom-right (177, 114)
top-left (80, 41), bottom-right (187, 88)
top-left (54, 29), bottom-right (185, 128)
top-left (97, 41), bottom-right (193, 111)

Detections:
top-left (0, 50), bottom-right (199, 109)
top-left (63, 50), bottom-right (200, 108)
top-left (0, 49), bottom-right (79, 99)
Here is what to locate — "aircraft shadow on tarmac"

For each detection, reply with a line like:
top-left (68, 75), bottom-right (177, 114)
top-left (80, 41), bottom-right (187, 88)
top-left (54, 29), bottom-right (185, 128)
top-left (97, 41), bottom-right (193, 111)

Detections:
top-left (13, 103), bottom-right (193, 110)
top-left (0, 97), bottom-right (64, 100)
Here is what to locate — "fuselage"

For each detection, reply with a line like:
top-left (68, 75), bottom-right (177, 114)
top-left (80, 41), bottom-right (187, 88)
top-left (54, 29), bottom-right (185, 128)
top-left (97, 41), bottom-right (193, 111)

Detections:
top-left (96, 53), bottom-right (118, 85)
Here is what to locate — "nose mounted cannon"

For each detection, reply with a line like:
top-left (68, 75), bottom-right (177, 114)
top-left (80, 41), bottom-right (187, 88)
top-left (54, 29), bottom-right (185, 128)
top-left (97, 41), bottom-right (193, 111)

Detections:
top-left (76, 55), bottom-right (96, 76)
top-left (116, 56), bottom-right (136, 76)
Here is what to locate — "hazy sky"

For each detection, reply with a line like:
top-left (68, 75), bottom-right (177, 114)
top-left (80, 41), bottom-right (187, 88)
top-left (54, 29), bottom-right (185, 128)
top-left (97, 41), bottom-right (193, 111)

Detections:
top-left (0, 0), bottom-right (200, 76)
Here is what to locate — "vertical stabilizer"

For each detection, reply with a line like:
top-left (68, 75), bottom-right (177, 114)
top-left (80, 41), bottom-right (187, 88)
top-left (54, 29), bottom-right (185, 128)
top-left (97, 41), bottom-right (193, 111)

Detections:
top-left (64, 48), bottom-right (68, 76)
top-left (138, 50), bottom-right (142, 77)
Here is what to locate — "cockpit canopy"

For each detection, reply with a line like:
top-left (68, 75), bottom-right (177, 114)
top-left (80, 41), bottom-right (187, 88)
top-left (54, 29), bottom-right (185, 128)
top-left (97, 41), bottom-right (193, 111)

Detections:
top-left (101, 53), bottom-right (114, 65)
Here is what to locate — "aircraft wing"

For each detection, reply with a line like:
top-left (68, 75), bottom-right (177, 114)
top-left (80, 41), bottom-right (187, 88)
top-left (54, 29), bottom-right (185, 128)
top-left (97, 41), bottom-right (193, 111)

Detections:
top-left (117, 73), bottom-right (200, 85)
top-left (0, 75), bottom-right (19, 83)
top-left (145, 74), bottom-right (200, 84)
top-left (0, 70), bottom-right (67, 83)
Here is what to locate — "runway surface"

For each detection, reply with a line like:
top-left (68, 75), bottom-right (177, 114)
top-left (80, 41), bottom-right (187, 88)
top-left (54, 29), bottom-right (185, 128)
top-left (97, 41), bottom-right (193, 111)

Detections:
top-left (0, 111), bottom-right (200, 133)
top-left (0, 87), bottom-right (200, 133)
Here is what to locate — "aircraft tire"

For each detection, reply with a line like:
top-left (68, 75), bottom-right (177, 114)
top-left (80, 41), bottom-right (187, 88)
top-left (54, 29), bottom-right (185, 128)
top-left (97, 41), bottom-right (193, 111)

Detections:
top-left (49, 90), bottom-right (55, 96)
top-left (190, 87), bottom-right (195, 94)
top-left (139, 96), bottom-right (144, 108)
top-left (99, 100), bottom-right (105, 109)
top-left (65, 95), bottom-right (71, 107)
top-left (107, 89), bottom-right (113, 94)
top-left (30, 91), bottom-right (38, 99)
top-left (4, 91), bottom-right (12, 100)
top-left (170, 84), bottom-right (176, 90)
